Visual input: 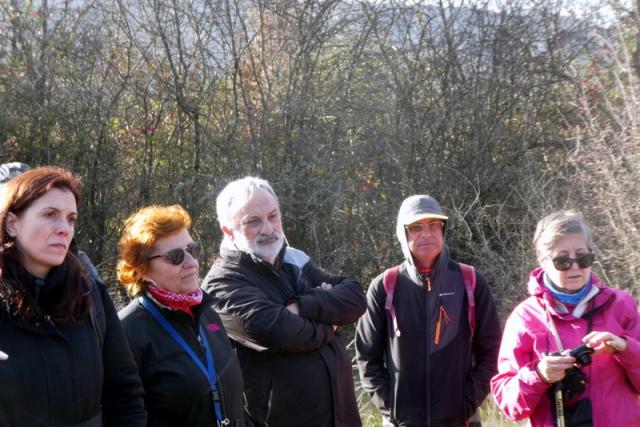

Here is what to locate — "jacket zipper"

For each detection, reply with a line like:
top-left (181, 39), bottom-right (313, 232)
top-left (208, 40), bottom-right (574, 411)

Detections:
top-left (268, 264), bottom-right (297, 300)
top-left (425, 282), bottom-right (432, 427)
top-left (251, 259), bottom-right (295, 301)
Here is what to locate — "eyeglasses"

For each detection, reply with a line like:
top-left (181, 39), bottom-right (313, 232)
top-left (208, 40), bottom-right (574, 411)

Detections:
top-left (550, 252), bottom-right (595, 271)
top-left (148, 241), bottom-right (201, 265)
top-left (405, 221), bottom-right (445, 235)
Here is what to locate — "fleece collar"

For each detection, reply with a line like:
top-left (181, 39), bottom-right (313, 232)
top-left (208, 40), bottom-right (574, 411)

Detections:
top-left (528, 267), bottom-right (602, 318)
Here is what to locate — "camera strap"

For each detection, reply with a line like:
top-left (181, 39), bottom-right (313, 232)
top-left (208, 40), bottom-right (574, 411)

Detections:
top-left (545, 307), bottom-right (596, 427)
top-left (545, 308), bottom-right (567, 427)
top-left (545, 308), bottom-right (565, 352)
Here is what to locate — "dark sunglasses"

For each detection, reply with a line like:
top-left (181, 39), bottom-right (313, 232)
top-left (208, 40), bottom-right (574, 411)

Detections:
top-left (551, 252), bottom-right (595, 271)
top-left (148, 241), bottom-right (201, 265)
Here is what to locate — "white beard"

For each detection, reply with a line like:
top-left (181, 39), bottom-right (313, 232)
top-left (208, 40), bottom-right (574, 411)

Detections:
top-left (234, 231), bottom-right (284, 265)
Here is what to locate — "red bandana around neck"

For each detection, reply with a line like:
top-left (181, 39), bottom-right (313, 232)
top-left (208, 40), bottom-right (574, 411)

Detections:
top-left (147, 284), bottom-right (203, 317)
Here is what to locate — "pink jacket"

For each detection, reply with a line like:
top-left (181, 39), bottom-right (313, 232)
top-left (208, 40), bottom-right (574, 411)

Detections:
top-left (491, 267), bottom-right (640, 426)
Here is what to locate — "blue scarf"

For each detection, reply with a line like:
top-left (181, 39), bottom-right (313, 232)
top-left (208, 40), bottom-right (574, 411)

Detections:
top-left (543, 272), bottom-right (591, 306)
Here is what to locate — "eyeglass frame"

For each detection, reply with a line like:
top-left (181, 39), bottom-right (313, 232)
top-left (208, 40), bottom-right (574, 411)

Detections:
top-left (147, 241), bottom-right (201, 265)
top-left (549, 252), bottom-right (595, 271)
top-left (404, 221), bottom-right (446, 235)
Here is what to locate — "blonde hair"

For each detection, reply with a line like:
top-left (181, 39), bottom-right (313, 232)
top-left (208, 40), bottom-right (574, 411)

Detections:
top-left (533, 210), bottom-right (593, 261)
top-left (117, 205), bottom-right (192, 296)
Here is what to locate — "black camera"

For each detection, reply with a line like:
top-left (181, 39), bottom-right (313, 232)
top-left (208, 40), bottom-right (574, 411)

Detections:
top-left (545, 344), bottom-right (594, 406)
top-left (567, 344), bottom-right (595, 367)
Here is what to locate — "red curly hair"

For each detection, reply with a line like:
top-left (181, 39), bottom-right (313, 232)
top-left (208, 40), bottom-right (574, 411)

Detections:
top-left (117, 204), bottom-right (192, 296)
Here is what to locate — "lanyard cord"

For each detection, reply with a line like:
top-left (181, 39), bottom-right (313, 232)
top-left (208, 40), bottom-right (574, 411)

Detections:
top-left (139, 297), bottom-right (227, 424)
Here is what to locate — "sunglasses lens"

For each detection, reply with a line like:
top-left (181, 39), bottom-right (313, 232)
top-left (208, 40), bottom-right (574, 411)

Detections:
top-left (576, 253), bottom-right (594, 268)
top-left (551, 253), bottom-right (594, 271)
top-left (186, 241), bottom-right (201, 259)
top-left (552, 256), bottom-right (572, 271)
top-left (165, 248), bottom-right (186, 265)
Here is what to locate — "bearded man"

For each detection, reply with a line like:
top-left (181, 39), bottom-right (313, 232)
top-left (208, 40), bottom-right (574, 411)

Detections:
top-left (203, 177), bottom-right (365, 427)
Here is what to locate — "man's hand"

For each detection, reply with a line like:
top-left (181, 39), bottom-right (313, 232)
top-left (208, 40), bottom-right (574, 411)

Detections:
top-left (286, 302), bottom-right (300, 315)
top-left (0, 350), bottom-right (8, 361)
top-left (318, 283), bottom-right (337, 330)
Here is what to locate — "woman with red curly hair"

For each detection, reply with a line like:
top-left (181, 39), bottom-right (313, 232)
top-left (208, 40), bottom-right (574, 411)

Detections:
top-left (0, 166), bottom-right (146, 427)
top-left (117, 204), bottom-right (245, 427)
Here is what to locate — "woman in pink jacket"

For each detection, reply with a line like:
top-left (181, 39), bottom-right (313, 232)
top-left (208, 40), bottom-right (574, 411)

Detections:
top-left (491, 210), bottom-right (640, 427)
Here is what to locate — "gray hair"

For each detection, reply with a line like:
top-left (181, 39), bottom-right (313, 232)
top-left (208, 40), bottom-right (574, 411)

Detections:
top-left (533, 210), bottom-right (593, 261)
top-left (216, 177), bottom-right (279, 228)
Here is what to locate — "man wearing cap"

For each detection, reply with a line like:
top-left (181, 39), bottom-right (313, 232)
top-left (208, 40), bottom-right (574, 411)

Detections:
top-left (355, 195), bottom-right (501, 426)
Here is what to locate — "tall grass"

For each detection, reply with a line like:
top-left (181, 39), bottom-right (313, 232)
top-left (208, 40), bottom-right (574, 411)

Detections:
top-left (359, 396), bottom-right (526, 426)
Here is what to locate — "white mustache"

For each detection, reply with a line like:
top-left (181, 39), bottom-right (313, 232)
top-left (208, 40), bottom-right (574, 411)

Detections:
top-left (256, 233), bottom-right (281, 245)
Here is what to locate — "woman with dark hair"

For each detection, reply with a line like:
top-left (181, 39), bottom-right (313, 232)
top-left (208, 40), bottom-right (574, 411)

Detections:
top-left (491, 210), bottom-right (640, 427)
top-left (117, 204), bottom-right (245, 427)
top-left (0, 166), bottom-right (146, 427)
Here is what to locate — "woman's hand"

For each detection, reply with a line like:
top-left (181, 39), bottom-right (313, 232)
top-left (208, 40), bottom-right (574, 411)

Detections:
top-left (0, 350), bottom-right (8, 361)
top-left (583, 331), bottom-right (627, 354)
top-left (536, 354), bottom-right (575, 383)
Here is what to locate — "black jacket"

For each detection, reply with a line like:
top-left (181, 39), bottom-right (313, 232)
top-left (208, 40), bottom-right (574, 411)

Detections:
top-left (355, 256), bottom-right (501, 427)
top-left (0, 278), bottom-right (146, 427)
top-left (203, 245), bottom-right (366, 427)
top-left (119, 292), bottom-right (246, 427)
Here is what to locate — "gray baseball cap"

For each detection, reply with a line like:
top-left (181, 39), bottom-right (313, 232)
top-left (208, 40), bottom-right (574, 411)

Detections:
top-left (398, 195), bottom-right (448, 225)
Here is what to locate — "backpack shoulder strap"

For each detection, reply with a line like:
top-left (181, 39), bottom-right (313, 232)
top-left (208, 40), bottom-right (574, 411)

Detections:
top-left (459, 262), bottom-right (476, 341)
top-left (383, 265), bottom-right (401, 337)
top-left (89, 280), bottom-right (106, 349)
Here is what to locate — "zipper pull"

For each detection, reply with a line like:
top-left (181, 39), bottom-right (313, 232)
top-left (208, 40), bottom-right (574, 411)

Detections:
top-left (419, 268), bottom-right (433, 291)
top-left (434, 305), bottom-right (450, 345)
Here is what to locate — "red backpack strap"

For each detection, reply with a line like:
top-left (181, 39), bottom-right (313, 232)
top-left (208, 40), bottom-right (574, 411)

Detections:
top-left (459, 263), bottom-right (476, 341)
top-left (383, 265), bottom-right (401, 337)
